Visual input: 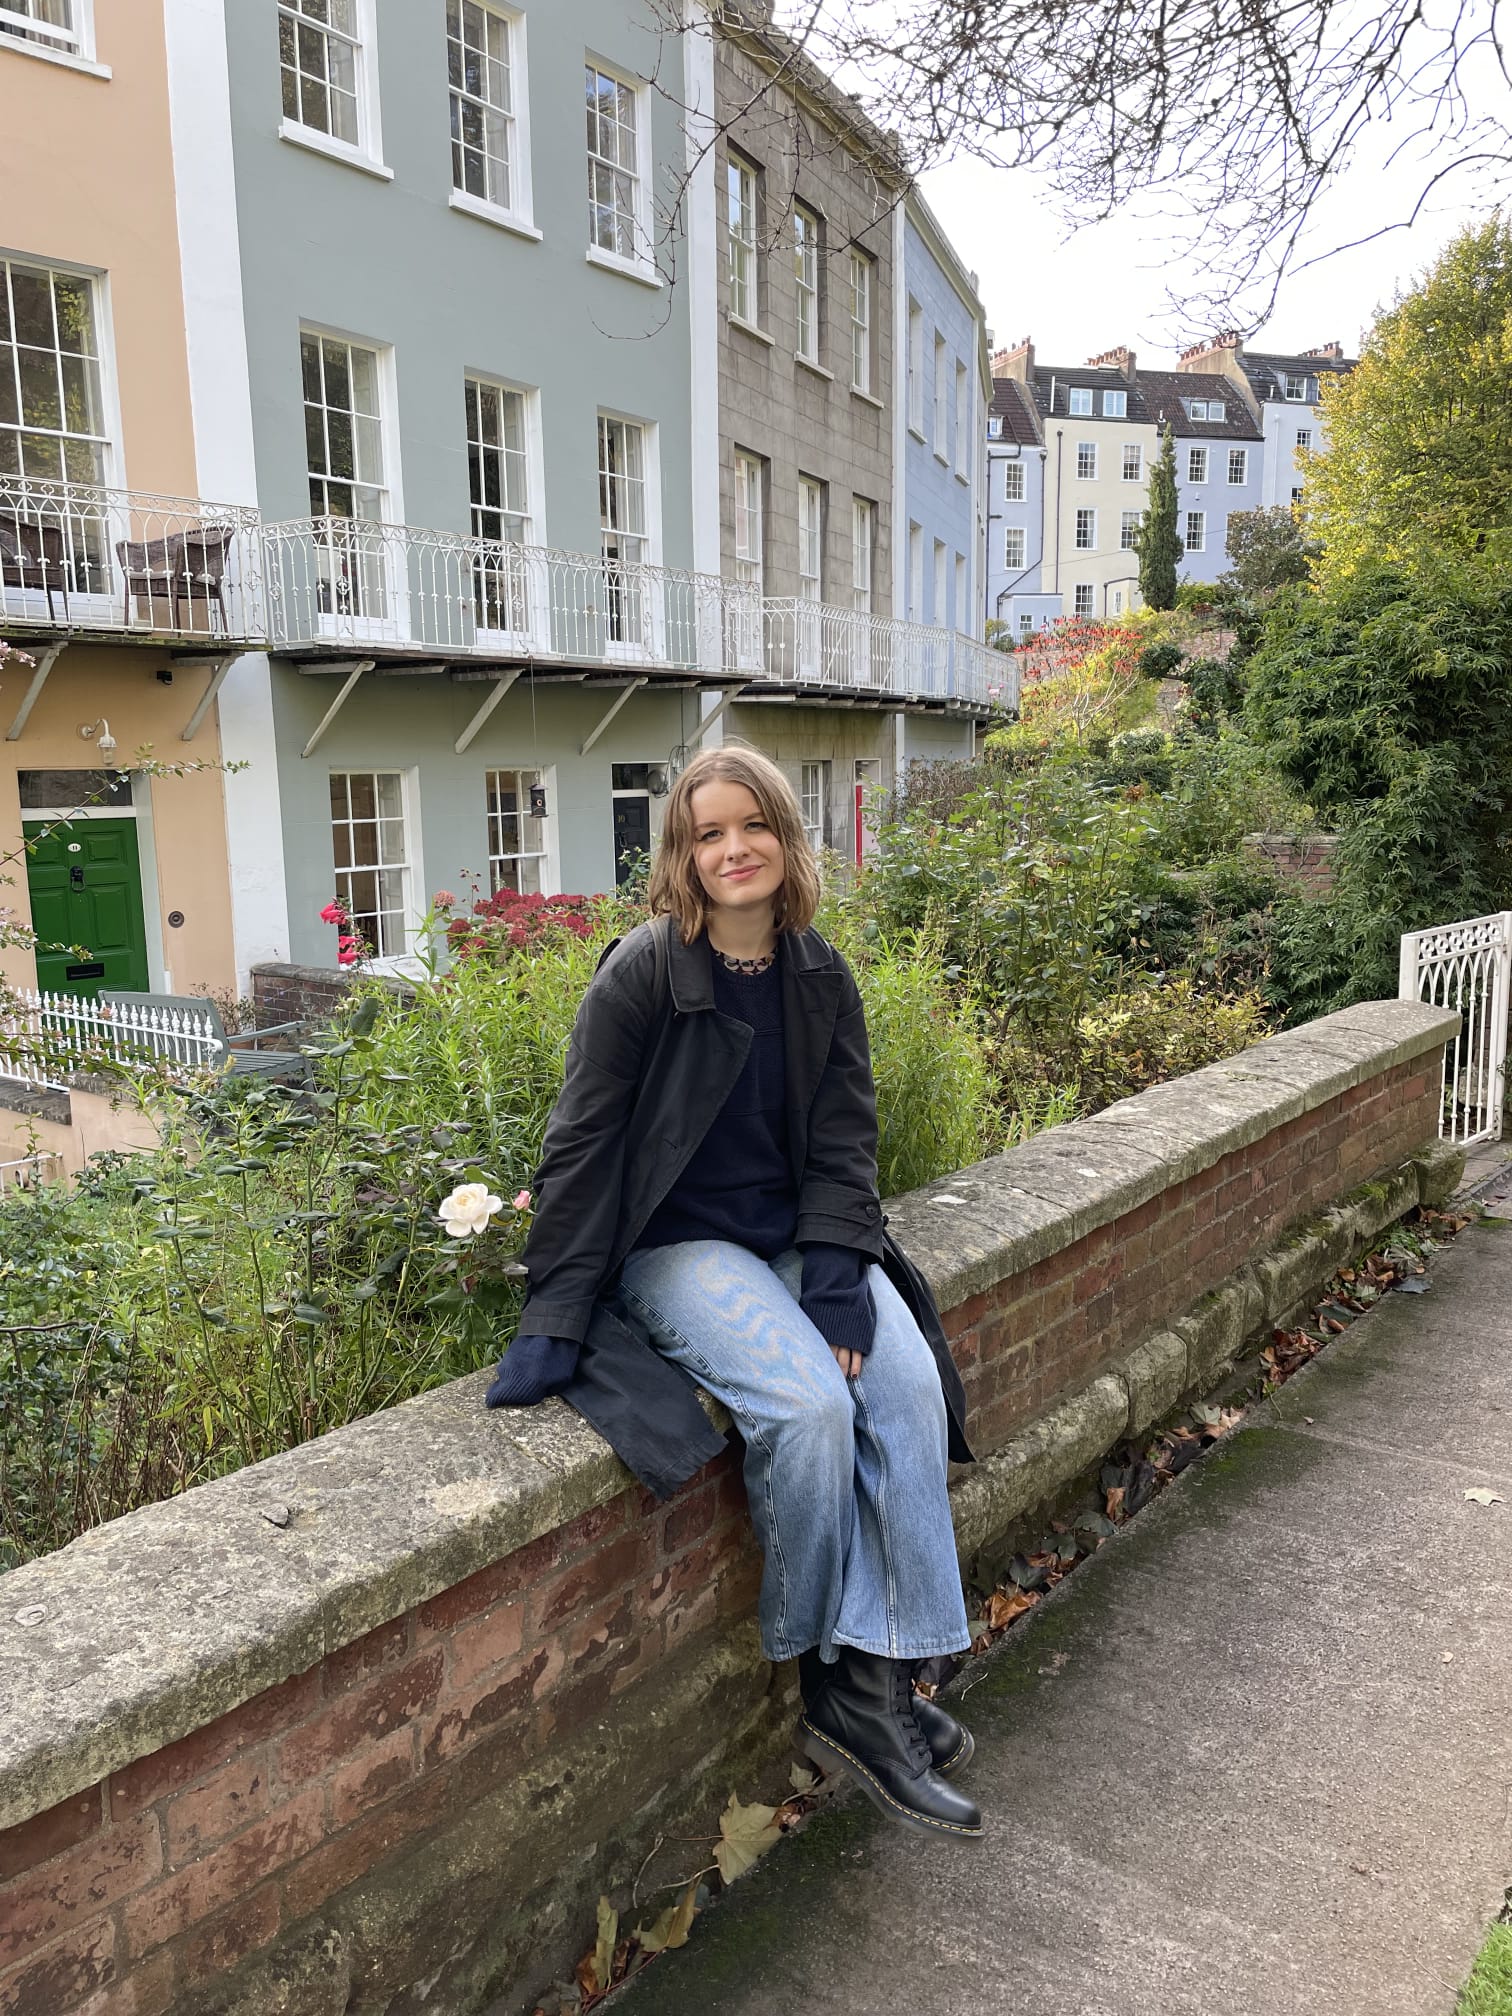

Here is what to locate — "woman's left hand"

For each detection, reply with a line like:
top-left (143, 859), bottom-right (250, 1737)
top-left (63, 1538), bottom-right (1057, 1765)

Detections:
top-left (830, 1345), bottom-right (864, 1381)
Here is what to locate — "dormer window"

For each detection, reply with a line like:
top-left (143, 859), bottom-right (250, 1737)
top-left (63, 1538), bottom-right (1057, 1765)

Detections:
top-left (1284, 372), bottom-right (1309, 400)
top-left (1185, 397), bottom-right (1226, 422)
top-left (987, 415), bottom-right (1003, 439)
top-left (1068, 387), bottom-right (1093, 415)
top-left (1102, 389), bottom-right (1126, 417)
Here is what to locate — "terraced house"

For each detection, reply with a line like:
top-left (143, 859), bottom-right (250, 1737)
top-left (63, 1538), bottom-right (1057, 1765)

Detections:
top-left (0, 0), bottom-right (262, 1002)
top-left (1177, 333), bottom-right (1355, 510)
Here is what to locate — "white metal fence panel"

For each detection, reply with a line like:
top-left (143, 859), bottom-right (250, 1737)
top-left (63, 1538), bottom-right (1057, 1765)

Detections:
top-left (0, 1151), bottom-right (63, 1196)
top-left (0, 992), bottom-right (225, 1090)
top-left (1399, 912), bottom-right (1512, 1145)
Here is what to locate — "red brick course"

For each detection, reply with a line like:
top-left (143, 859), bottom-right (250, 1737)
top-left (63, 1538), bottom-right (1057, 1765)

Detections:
top-left (0, 1054), bottom-right (1438, 2015)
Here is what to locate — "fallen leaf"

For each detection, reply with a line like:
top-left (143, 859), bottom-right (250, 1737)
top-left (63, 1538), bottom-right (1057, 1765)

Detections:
top-left (1463, 1487), bottom-right (1506, 1507)
top-left (636, 1879), bottom-right (698, 1955)
top-left (585, 1895), bottom-right (617, 1997)
top-left (714, 1792), bottom-right (779, 1884)
top-left (789, 1762), bottom-right (819, 1793)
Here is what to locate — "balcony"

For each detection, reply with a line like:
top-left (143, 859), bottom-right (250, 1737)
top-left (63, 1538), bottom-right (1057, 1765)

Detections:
top-left (262, 517), bottom-right (763, 680)
top-left (762, 600), bottom-right (1019, 712)
top-left (0, 477), bottom-right (266, 646)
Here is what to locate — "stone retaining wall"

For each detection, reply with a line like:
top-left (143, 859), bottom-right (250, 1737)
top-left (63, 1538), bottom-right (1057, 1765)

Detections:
top-left (0, 1000), bottom-right (1459, 2016)
top-left (1244, 831), bottom-right (1340, 895)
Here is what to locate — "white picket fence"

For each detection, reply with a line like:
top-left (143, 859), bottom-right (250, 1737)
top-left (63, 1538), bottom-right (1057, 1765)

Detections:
top-left (1399, 912), bottom-right (1512, 1146)
top-left (0, 1150), bottom-right (63, 1195)
top-left (0, 991), bottom-right (224, 1091)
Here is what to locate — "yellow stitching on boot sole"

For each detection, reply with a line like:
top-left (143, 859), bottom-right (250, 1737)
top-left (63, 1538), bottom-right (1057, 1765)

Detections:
top-left (941, 1730), bottom-right (970, 1772)
top-left (799, 1717), bottom-right (983, 1837)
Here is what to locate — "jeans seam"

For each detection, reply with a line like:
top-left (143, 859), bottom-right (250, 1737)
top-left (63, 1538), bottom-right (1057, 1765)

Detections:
top-left (851, 1373), bottom-right (900, 1660)
top-left (621, 1275), bottom-right (795, 1649)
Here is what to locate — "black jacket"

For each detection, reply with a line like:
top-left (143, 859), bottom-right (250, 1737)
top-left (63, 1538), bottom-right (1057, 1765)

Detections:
top-left (514, 918), bottom-right (973, 1498)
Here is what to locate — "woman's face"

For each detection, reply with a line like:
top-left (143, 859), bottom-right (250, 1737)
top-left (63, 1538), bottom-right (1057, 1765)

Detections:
top-left (689, 779), bottom-right (786, 920)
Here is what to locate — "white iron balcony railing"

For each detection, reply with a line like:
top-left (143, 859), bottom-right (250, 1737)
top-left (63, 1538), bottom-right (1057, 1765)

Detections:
top-left (0, 991), bottom-right (224, 1092)
top-left (763, 600), bottom-right (1020, 711)
top-left (1400, 911), bottom-right (1512, 1146)
top-left (261, 516), bottom-right (763, 676)
top-left (0, 475), bottom-right (266, 643)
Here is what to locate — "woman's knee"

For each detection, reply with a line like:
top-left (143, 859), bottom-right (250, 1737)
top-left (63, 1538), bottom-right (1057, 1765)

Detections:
top-left (770, 1378), bottom-right (853, 1473)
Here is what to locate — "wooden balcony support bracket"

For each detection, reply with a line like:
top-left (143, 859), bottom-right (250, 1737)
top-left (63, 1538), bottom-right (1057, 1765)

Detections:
top-left (300, 659), bottom-right (374, 758)
top-left (178, 654), bottom-right (236, 744)
top-left (579, 676), bottom-right (647, 756)
top-left (454, 667), bottom-right (522, 755)
top-left (4, 641), bottom-right (67, 742)
top-left (684, 688), bottom-right (740, 750)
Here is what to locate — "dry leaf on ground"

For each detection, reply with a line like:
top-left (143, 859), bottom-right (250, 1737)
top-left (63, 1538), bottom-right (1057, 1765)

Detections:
top-left (636, 1879), bottom-right (698, 1955)
top-left (714, 1791), bottom-right (780, 1883)
top-left (1463, 1487), bottom-right (1506, 1507)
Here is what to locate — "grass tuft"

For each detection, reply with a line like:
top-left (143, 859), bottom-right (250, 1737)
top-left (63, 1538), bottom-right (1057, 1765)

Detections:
top-left (1459, 1923), bottom-right (1512, 2016)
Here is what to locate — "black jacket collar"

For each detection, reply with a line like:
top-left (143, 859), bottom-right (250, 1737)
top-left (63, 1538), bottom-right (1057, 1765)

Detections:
top-left (667, 920), bottom-right (835, 1014)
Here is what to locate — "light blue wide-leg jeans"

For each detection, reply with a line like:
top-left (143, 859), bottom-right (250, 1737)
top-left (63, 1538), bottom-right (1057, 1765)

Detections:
top-left (618, 1240), bottom-right (971, 1665)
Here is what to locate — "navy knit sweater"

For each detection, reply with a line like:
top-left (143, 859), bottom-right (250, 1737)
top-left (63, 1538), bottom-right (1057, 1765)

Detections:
top-left (486, 942), bottom-right (876, 1409)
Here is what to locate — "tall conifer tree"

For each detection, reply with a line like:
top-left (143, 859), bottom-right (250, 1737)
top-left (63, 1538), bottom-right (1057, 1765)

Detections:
top-left (1136, 425), bottom-right (1182, 609)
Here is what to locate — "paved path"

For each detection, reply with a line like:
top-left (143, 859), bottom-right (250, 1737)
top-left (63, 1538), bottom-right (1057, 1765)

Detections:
top-left (620, 1221), bottom-right (1512, 2016)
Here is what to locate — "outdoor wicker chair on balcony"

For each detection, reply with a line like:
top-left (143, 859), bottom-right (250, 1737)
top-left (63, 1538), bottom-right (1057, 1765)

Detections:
top-left (0, 513), bottom-right (69, 621)
top-left (115, 525), bottom-right (235, 634)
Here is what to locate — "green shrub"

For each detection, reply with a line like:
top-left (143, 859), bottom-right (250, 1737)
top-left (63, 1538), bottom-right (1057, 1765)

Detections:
top-left (1072, 976), bottom-right (1268, 1106)
top-left (1139, 641), bottom-right (1185, 680)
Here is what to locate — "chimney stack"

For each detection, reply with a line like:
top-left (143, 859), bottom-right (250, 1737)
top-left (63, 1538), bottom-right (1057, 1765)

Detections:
top-left (992, 336), bottom-right (1033, 382)
top-left (1086, 345), bottom-right (1136, 381)
top-left (1177, 330), bottom-right (1242, 373)
top-left (1301, 342), bottom-right (1343, 360)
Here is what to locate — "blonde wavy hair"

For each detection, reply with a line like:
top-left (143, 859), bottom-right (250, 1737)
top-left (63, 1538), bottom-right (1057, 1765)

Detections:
top-left (648, 744), bottom-right (821, 940)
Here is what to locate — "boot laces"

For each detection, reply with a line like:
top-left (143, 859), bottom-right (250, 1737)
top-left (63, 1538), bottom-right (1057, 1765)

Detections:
top-left (892, 1663), bottom-right (932, 1772)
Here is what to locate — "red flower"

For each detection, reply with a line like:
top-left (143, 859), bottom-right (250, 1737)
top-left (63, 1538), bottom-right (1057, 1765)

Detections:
top-left (319, 901), bottom-right (347, 926)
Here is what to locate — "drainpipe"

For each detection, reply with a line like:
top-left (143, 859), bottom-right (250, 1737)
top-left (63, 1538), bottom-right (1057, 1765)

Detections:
top-left (1052, 428), bottom-right (1064, 593)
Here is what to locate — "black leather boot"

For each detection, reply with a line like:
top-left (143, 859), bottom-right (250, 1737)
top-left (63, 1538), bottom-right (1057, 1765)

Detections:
top-left (797, 1651), bottom-right (973, 1778)
top-left (799, 1649), bottom-right (982, 1838)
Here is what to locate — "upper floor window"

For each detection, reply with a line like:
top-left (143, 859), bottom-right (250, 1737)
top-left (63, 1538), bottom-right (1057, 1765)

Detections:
top-left (1296, 427), bottom-right (1312, 452)
top-left (0, 258), bottom-right (108, 487)
top-left (303, 331), bottom-right (387, 524)
top-left (1074, 507), bottom-right (1096, 550)
top-left (733, 449), bottom-right (763, 592)
top-left (280, 0), bottom-right (364, 150)
top-left (987, 414), bottom-right (1002, 440)
top-left (1002, 459), bottom-right (1025, 502)
top-left (1227, 447), bottom-right (1248, 485)
top-left (1121, 443), bottom-right (1142, 482)
top-left (798, 476), bottom-right (823, 601)
top-left (1120, 509), bottom-right (1141, 550)
top-left (1003, 526), bottom-right (1025, 569)
top-left (794, 207), bottom-right (820, 364)
top-left (1188, 445), bottom-right (1208, 483)
top-left (1185, 397), bottom-right (1225, 422)
top-left (1102, 388), bottom-right (1126, 417)
top-left (907, 300), bottom-right (923, 431)
top-left (464, 377), bottom-right (530, 545)
top-left (848, 251), bottom-right (873, 395)
top-left (1284, 371), bottom-right (1309, 400)
top-left (1291, 485), bottom-right (1304, 504)
top-left (852, 498), bottom-right (873, 613)
top-left (1073, 582), bottom-right (1094, 615)
top-left (727, 155), bottom-right (759, 326)
top-left (1068, 387), bottom-right (1093, 416)
top-left (1, 0), bottom-right (90, 58)
top-left (1076, 440), bottom-right (1097, 479)
top-left (586, 61), bottom-right (643, 264)
top-left (598, 414), bottom-right (649, 570)
top-left (1184, 509), bottom-right (1205, 552)
top-left (448, 1), bottom-right (521, 218)
top-left (954, 361), bottom-right (969, 479)
top-left (933, 331), bottom-right (948, 453)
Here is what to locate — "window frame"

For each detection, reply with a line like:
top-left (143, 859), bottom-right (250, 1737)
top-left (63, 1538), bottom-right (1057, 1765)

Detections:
top-left (847, 249), bottom-right (873, 396)
top-left (1227, 446), bottom-right (1248, 486)
top-left (1102, 388), bottom-right (1127, 417)
top-left (851, 497), bottom-right (874, 614)
top-left (1187, 445), bottom-right (1208, 484)
top-left (1184, 509), bottom-right (1206, 553)
top-left (1003, 525), bottom-right (1026, 570)
top-left (1295, 427), bottom-right (1313, 452)
top-left (1002, 458), bottom-right (1025, 502)
top-left (585, 54), bottom-right (653, 277)
top-left (1076, 440), bottom-right (1097, 480)
top-left (447, 0), bottom-right (534, 232)
top-left (986, 414), bottom-right (1003, 440)
top-left (328, 768), bottom-right (414, 961)
top-left (1119, 508), bottom-right (1141, 551)
top-left (279, 0), bottom-right (386, 173)
top-left (797, 474), bottom-right (824, 602)
top-left (0, 255), bottom-right (114, 495)
top-left (800, 759), bottom-right (829, 852)
top-left (732, 448), bottom-right (764, 594)
top-left (906, 299), bottom-right (924, 434)
top-left (1121, 443), bottom-right (1142, 482)
top-left (1068, 387), bottom-right (1093, 416)
top-left (1074, 507), bottom-right (1096, 552)
top-left (954, 360), bottom-right (970, 481)
top-left (932, 329), bottom-right (948, 460)
top-left (0, 0), bottom-right (99, 67)
top-left (726, 151), bottom-right (760, 330)
top-left (1284, 371), bottom-right (1309, 401)
top-left (794, 204), bottom-right (821, 365)
top-left (1073, 582), bottom-right (1094, 616)
top-left (485, 764), bottom-right (552, 897)
top-left (932, 538), bottom-right (948, 626)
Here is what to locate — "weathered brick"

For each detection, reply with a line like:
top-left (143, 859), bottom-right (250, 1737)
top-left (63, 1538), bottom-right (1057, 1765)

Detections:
top-left (163, 1756), bottom-right (269, 1867)
top-left (0, 1915), bottom-right (113, 2016)
top-left (122, 1790), bottom-right (322, 1957)
top-left (323, 1616), bottom-right (411, 1696)
top-left (109, 1669), bottom-right (321, 1820)
top-left (528, 1533), bottom-right (647, 1634)
top-left (420, 1646), bottom-right (558, 1772)
top-left (69, 1946), bottom-right (175, 2016)
top-left (174, 1884), bottom-right (281, 1994)
top-left (0, 1788), bottom-right (101, 1884)
top-left (2, 1813), bottom-right (161, 1966)
top-left (274, 1650), bottom-right (444, 1784)
top-left (660, 1482), bottom-right (717, 1556)
top-left (278, 1774), bottom-right (449, 1928)
top-left (446, 1599), bottom-right (525, 1693)
top-left (326, 1729), bottom-right (417, 1832)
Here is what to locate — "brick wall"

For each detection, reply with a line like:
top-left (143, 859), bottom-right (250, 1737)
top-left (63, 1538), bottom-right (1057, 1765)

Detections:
top-left (0, 1009), bottom-right (1450, 2016)
top-left (1244, 831), bottom-right (1339, 896)
top-left (250, 962), bottom-right (411, 1031)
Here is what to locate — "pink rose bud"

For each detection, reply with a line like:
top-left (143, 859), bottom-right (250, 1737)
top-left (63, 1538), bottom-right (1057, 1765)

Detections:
top-left (512, 1189), bottom-right (532, 1211)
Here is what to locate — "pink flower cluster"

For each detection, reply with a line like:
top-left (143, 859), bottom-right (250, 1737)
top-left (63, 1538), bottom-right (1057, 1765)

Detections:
top-left (318, 899), bottom-right (366, 967)
top-left (447, 888), bottom-right (606, 959)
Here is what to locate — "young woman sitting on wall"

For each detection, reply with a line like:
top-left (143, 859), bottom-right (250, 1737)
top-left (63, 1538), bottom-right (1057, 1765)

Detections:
top-left (485, 745), bottom-right (981, 1838)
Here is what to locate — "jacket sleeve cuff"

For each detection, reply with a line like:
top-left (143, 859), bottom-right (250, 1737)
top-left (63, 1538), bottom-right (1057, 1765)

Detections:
top-left (799, 1243), bottom-right (877, 1359)
top-left (515, 1298), bottom-right (594, 1345)
top-left (794, 1210), bottom-right (884, 1258)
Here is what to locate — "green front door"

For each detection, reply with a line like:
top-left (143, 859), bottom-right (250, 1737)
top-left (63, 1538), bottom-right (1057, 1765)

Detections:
top-left (23, 818), bottom-right (150, 999)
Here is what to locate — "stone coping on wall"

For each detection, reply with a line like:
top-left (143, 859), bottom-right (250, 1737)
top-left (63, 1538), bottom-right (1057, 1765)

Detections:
top-left (0, 998), bottom-right (1456, 1835)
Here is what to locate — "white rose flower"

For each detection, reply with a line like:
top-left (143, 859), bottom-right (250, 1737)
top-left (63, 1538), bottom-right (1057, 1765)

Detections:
top-left (438, 1182), bottom-right (504, 1240)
